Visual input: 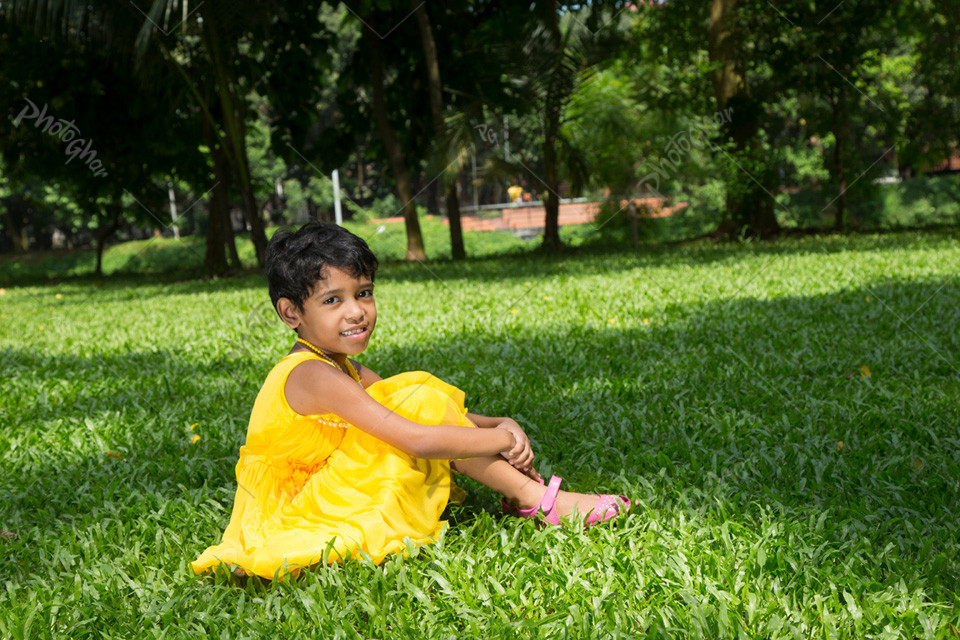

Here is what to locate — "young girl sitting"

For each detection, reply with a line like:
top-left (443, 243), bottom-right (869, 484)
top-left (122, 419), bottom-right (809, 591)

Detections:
top-left (192, 222), bottom-right (629, 579)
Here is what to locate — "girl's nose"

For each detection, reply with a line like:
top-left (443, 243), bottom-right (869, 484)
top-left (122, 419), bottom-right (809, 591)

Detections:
top-left (345, 298), bottom-right (364, 321)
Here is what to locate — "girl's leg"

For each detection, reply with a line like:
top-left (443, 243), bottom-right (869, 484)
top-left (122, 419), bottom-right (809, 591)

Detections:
top-left (452, 456), bottom-right (602, 518)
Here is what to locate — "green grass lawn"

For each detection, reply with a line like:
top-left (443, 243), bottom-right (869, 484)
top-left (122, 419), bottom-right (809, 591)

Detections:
top-left (1, 230), bottom-right (959, 638)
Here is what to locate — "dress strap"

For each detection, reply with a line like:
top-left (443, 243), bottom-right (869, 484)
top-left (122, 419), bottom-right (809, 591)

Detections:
top-left (343, 359), bottom-right (361, 384)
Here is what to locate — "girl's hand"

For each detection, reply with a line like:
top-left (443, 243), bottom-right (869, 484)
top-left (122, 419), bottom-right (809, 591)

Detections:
top-left (495, 419), bottom-right (541, 481)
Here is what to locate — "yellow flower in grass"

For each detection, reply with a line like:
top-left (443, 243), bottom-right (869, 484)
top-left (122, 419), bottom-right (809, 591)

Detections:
top-left (105, 450), bottom-right (123, 459)
top-left (189, 423), bottom-right (198, 431)
top-left (55, 294), bottom-right (62, 300)
top-left (860, 365), bottom-right (871, 379)
top-left (191, 434), bottom-right (201, 444)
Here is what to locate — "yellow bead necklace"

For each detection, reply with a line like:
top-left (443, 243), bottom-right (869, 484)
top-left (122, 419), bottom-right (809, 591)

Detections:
top-left (296, 337), bottom-right (361, 384)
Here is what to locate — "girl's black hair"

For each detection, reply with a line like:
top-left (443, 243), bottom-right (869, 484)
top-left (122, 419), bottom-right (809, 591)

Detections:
top-left (265, 222), bottom-right (379, 312)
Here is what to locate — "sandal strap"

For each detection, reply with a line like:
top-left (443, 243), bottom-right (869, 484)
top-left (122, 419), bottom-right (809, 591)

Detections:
top-left (539, 476), bottom-right (563, 521)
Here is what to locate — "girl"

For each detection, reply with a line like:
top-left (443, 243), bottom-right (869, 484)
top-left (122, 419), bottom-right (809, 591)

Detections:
top-left (192, 222), bottom-right (629, 579)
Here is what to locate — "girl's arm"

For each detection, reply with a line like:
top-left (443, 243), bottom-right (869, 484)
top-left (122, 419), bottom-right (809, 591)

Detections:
top-left (286, 360), bottom-right (515, 460)
top-left (465, 412), bottom-right (501, 428)
top-left (348, 358), bottom-right (383, 389)
top-left (343, 361), bottom-right (535, 475)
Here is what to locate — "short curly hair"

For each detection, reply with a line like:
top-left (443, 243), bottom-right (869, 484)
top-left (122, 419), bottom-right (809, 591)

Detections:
top-left (265, 222), bottom-right (379, 313)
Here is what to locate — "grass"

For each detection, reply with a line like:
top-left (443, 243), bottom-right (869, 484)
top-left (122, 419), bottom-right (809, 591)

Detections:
top-left (1, 229), bottom-right (959, 638)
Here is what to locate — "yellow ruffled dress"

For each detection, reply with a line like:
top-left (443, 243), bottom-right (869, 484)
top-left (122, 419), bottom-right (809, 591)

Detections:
top-left (192, 351), bottom-right (474, 579)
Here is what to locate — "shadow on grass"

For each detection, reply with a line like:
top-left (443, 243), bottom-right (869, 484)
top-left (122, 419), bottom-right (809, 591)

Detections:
top-left (1, 277), bottom-right (958, 591)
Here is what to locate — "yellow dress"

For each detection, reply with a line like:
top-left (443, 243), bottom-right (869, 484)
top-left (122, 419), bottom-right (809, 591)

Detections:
top-left (192, 351), bottom-right (474, 579)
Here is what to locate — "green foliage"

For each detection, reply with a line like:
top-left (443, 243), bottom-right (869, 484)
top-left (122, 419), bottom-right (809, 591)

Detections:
top-left (777, 173), bottom-right (960, 230)
top-left (2, 231), bottom-right (959, 637)
top-left (563, 64), bottom-right (644, 194)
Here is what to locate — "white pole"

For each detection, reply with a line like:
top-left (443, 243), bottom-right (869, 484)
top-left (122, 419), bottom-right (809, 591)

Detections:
top-left (504, 115), bottom-right (510, 162)
top-left (471, 154), bottom-right (478, 211)
top-left (167, 182), bottom-right (180, 240)
top-left (332, 169), bottom-right (342, 225)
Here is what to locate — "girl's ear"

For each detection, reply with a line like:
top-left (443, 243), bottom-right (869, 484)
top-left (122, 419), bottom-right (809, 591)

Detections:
top-left (276, 298), bottom-right (301, 331)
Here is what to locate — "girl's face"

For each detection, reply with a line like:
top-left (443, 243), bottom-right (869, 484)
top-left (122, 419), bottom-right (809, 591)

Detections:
top-left (281, 266), bottom-right (377, 358)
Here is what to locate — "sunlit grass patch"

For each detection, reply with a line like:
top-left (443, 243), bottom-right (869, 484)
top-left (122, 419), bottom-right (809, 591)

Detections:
top-left (1, 229), bottom-right (958, 638)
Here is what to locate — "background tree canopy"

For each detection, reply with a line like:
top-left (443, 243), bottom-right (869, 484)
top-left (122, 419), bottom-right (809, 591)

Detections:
top-left (1, 0), bottom-right (958, 275)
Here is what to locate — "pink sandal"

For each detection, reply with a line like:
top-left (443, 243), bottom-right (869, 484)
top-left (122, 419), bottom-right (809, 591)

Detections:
top-left (502, 476), bottom-right (630, 526)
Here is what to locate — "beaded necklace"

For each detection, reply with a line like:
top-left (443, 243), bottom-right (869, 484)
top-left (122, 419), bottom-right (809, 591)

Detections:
top-left (296, 337), bottom-right (362, 385)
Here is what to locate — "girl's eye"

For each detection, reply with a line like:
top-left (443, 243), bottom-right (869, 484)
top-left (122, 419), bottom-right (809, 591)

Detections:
top-left (359, 290), bottom-right (374, 298)
top-left (323, 296), bottom-right (339, 304)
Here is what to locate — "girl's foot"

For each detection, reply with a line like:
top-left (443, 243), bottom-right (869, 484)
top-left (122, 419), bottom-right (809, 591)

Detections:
top-left (509, 476), bottom-right (628, 524)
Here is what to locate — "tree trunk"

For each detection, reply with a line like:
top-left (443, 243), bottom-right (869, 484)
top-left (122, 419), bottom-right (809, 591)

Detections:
top-left (542, 136), bottom-right (562, 251)
top-left (94, 182), bottom-right (123, 277)
top-left (234, 115), bottom-right (268, 258)
top-left (707, 0), bottom-right (741, 109)
top-left (707, 0), bottom-right (780, 238)
top-left (830, 89), bottom-right (848, 231)
top-left (445, 185), bottom-right (465, 259)
top-left (202, 116), bottom-right (236, 273)
top-left (357, 149), bottom-right (364, 191)
top-left (200, 4), bottom-right (268, 267)
top-left (411, 1), bottom-right (465, 260)
top-left (1, 199), bottom-right (28, 252)
top-left (226, 213), bottom-right (241, 270)
top-left (369, 34), bottom-right (426, 261)
top-left (541, 0), bottom-right (564, 251)
top-left (628, 199), bottom-right (639, 245)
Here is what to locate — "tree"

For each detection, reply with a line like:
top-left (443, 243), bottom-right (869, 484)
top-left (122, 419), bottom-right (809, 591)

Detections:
top-left (705, 0), bottom-right (781, 237)
top-left (907, 0), bottom-right (960, 195)
top-left (366, 30), bottom-right (426, 261)
top-left (464, 2), bottom-right (605, 252)
top-left (0, 9), bottom-right (205, 274)
top-left (769, 0), bottom-right (905, 230)
top-left (133, 0), bottom-right (281, 268)
top-left (412, 1), bottom-right (465, 260)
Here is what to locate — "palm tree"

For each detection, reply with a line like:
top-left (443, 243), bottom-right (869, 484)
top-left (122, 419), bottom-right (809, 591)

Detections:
top-left (473, 1), bottom-right (596, 252)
